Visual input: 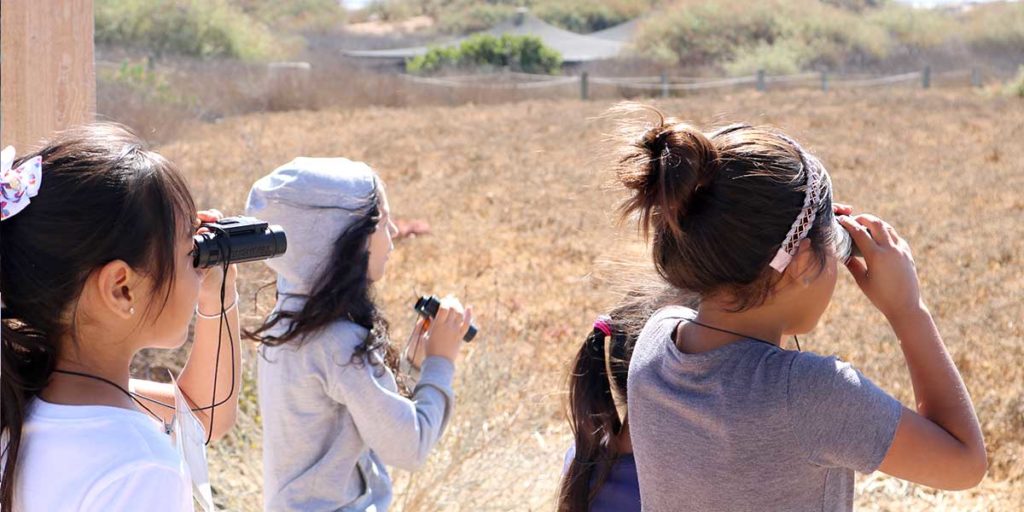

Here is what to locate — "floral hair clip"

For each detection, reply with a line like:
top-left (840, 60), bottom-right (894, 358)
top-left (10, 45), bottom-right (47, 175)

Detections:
top-left (1, 146), bottom-right (43, 221)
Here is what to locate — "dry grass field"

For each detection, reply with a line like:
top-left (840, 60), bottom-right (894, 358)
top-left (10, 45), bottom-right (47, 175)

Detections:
top-left (143, 88), bottom-right (1023, 511)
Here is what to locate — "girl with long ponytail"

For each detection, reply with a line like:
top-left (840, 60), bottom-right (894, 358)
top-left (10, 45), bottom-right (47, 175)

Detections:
top-left (559, 285), bottom-right (684, 512)
top-left (1, 124), bottom-right (241, 511)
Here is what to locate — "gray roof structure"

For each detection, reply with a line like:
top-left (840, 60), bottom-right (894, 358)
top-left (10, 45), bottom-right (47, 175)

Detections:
top-left (343, 12), bottom-right (633, 64)
top-left (588, 18), bottom-right (640, 42)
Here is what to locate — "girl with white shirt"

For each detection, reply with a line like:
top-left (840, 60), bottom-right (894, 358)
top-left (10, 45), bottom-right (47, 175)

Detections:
top-left (0, 123), bottom-right (241, 511)
top-left (245, 157), bottom-right (472, 511)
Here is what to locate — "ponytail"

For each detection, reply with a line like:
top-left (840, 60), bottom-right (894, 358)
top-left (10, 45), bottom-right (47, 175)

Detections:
top-left (558, 327), bottom-right (624, 512)
top-left (1, 316), bottom-right (59, 508)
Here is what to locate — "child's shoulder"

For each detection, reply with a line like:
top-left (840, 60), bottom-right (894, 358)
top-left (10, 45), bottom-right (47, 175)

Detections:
top-left (24, 400), bottom-right (182, 475)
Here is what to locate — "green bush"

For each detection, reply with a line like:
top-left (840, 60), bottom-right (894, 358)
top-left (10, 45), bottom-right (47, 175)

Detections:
top-left (364, 0), bottom-right (649, 34)
top-left (1012, 66), bottom-right (1024, 98)
top-left (435, 4), bottom-right (518, 34)
top-left (236, 0), bottom-right (347, 32)
top-left (534, 0), bottom-right (649, 33)
top-left (633, 0), bottom-right (899, 71)
top-left (962, 2), bottom-right (1024, 54)
top-left (725, 41), bottom-right (805, 76)
top-left (95, 0), bottom-right (290, 60)
top-left (865, 4), bottom-right (954, 49)
top-left (407, 34), bottom-right (562, 74)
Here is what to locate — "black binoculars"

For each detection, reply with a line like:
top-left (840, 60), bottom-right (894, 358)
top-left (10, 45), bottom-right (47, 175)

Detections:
top-left (193, 216), bottom-right (288, 269)
top-left (414, 295), bottom-right (479, 342)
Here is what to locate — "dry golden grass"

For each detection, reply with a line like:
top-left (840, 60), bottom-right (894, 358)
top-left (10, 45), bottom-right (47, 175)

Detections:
top-left (148, 88), bottom-right (1023, 511)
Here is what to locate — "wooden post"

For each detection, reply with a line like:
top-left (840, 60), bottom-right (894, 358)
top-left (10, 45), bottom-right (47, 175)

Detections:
top-left (922, 65), bottom-right (931, 89)
top-left (821, 71), bottom-right (829, 93)
top-left (580, 72), bottom-right (589, 101)
top-left (1, 0), bottom-right (96, 150)
top-left (971, 67), bottom-right (981, 88)
top-left (756, 70), bottom-right (766, 92)
top-left (660, 71), bottom-right (669, 99)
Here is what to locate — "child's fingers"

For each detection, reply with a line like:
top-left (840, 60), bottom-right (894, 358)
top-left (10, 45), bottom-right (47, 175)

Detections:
top-left (833, 203), bottom-right (854, 216)
top-left (434, 304), bottom-right (451, 326)
top-left (839, 216), bottom-right (875, 254)
top-left (461, 306), bottom-right (474, 334)
top-left (845, 255), bottom-right (869, 288)
top-left (197, 209), bottom-right (224, 222)
top-left (856, 214), bottom-right (896, 248)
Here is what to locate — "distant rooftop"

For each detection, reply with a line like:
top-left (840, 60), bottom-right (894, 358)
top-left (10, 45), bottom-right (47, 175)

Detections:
top-left (343, 10), bottom-right (634, 64)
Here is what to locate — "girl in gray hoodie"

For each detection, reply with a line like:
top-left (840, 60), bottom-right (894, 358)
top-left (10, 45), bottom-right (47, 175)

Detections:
top-left (245, 157), bottom-right (472, 511)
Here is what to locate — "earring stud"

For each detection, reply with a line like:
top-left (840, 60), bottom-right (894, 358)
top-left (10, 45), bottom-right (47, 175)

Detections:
top-left (130, 306), bottom-right (136, 316)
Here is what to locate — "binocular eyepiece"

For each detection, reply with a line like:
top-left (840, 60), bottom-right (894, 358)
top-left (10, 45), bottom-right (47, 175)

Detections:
top-left (193, 216), bottom-right (288, 269)
top-left (414, 295), bottom-right (479, 342)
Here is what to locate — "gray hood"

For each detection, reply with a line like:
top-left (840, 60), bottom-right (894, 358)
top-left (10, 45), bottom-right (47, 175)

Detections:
top-left (245, 157), bottom-right (378, 297)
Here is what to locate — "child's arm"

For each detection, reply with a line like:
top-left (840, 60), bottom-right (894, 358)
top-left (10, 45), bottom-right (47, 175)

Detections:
top-left (131, 210), bottom-right (242, 442)
top-left (840, 214), bottom-right (986, 490)
top-left (329, 300), bottom-right (470, 470)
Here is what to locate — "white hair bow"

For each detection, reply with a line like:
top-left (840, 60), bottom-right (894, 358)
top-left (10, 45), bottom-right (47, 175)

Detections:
top-left (1, 146), bottom-right (43, 221)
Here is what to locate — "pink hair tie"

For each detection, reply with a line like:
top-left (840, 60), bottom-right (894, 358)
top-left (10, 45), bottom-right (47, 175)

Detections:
top-left (593, 315), bottom-right (612, 337)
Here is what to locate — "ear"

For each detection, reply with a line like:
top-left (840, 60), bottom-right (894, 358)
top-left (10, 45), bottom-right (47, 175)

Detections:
top-left (91, 260), bottom-right (140, 320)
top-left (784, 238), bottom-right (816, 287)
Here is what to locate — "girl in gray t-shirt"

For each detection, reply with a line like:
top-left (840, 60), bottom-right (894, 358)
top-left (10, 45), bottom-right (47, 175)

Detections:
top-left (609, 107), bottom-right (986, 511)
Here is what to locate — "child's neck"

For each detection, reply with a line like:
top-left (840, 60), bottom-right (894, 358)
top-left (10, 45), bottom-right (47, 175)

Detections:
top-left (680, 299), bottom-right (790, 353)
top-left (41, 332), bottom-right (138, 411)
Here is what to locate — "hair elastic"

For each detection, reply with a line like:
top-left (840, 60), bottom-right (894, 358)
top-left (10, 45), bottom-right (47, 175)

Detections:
top-left (593, 315), bottom-right (612, 338)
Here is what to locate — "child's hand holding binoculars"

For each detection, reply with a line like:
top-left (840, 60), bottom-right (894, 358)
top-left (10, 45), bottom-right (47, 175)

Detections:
top-left (838, 213), bottom-right (924, 320)
top-left (406, 296), bottom-right (473, 365)
top-left (195, 210), bottom-right (239, 304)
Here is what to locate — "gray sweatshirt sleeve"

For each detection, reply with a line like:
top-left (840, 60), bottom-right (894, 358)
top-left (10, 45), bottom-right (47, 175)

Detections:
top-left (326, 351), bottom-right (456, 471)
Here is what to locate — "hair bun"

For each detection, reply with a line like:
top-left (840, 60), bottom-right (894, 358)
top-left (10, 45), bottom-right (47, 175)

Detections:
top-left (616, 108), bottom-right (719, 237)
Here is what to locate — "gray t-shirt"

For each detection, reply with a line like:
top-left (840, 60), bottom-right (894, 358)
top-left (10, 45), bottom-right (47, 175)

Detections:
top-left (627, 306), bottom-right (903, 512)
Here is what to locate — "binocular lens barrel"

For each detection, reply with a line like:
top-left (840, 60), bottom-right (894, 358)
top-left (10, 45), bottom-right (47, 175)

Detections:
top-left (193, 217), bottom-right (288, 269)
top-left (415, 295), bottom-right (478, 342)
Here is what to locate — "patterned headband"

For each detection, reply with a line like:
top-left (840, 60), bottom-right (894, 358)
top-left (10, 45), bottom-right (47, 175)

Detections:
top-left (768, 136), bottom-right (833, 273)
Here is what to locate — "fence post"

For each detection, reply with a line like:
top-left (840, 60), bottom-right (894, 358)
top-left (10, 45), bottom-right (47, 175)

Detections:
top-left (971, 67), bottom-right (981, 88)
top-left (580, 72), bottom-right (589, 101)
top-left (661, 71), bottom-right (669, 99)
top-left (821, 71), bottom-right (828, 93)
top-left (756, 69), bottom-right (766, 92)
top-left (922, 66), bottom-right (931, 89)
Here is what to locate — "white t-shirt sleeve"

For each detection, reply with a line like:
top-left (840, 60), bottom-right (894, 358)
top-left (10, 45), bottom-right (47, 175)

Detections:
top-left (80, 462), bottom-right (194, 512)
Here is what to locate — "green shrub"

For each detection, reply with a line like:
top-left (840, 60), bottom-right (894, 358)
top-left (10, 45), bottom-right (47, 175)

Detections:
top-left (865, 4), bottom-right (954, 49)
top-left (962, 2), bottom-right (1024, 54)
top-left (633, 0), bottom-right (896, 71)
top-left (725, 41), bottom-right (805, 76)
top-left (237, 0), bottom-right (347, 32)
top-left (435, 4), bottom-right (518, 34)
top-left (1012, 66), bottom-right (1024, 98)
top-left (407, 34), bottom-right (562, 74)
top-left (533, 0), bottom-right (649, 33)
top-left (95, 0), bottom-right (290, 60)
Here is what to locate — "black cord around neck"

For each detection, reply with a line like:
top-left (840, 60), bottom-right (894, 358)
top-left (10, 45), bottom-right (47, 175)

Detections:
top-left (52, 369), bottom-right (169, 430)
top-left (686, 319), bottom-right (801, 352)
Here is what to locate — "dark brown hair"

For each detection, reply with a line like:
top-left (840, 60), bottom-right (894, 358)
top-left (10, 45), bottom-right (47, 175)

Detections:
top-left (559, 283), bottom-right (689, 512)
top-left (614, 104), bottom-right (835, 310)
top-left (0, 123), bottom-right (196, 509)
top-left (244, 192), bottom-right (408, 395)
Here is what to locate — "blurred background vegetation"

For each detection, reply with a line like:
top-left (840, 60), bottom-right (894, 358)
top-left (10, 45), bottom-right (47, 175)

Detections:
top-left (92, 0), bottom-right (1023, 141)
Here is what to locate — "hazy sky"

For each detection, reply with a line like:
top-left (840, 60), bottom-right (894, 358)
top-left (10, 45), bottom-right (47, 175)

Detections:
top-left (338, 0), bottom-right (1012, 12)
